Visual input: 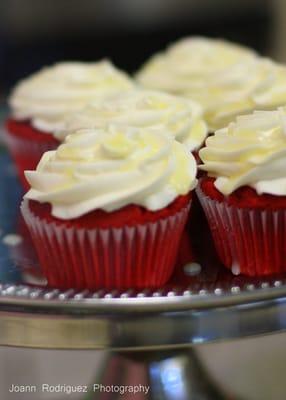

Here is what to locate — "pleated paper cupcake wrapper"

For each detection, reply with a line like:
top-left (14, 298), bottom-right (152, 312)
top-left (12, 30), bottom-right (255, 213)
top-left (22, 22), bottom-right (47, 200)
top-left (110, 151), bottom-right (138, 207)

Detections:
top-left (4, 130), bottom-right (58, 190)
top-left (197, 185), bottom-right (286, 276)
top-left (21, 200), bottom-right (191, 290)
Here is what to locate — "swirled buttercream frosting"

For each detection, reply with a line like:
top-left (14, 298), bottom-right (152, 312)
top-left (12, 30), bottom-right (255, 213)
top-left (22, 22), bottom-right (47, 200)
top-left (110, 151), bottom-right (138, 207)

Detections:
top-left (136, 37), bottom-right (286, 130)
top-left (25, 125), bottom-right (197, 219)
top-left (56, 90), bottom-right (207, 151)
top-left (199, 110), bottom-right (286, 196)
top-left (9, 60), bottom-right (134, 133)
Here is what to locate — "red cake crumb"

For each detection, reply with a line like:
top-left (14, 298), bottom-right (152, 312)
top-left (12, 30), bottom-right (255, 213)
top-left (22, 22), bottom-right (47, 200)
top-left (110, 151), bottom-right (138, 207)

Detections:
top-left (200, 177), bottom-right (286, 210)
top-left (28, 193), bottom-right (192, 229)
top-left (5, 118), bottom-right (60, 189)
top-left (6, 118), bottom-right (60, 145)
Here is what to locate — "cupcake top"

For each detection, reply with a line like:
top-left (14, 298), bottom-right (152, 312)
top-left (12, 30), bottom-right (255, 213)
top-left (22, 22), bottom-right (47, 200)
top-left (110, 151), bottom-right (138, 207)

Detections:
top-left (192, 59), bottom-right (286, 131)
top-left (136, 37), bottom-right (256, 93)
top-left (199, 110), bottom-right (286, 196)
top-left (56, 89), bottom-right (207, 151)
top-left (136, 37), bottom-right (286, 130)
top-left (25, 125), bottom-right (197, 219)
top-left (9, 60), bottom-right (134, 133)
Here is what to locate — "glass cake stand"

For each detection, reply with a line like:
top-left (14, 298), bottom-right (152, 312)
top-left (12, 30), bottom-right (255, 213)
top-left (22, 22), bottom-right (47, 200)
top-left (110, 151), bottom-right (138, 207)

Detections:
top-left (1, 149), bottom-right (286, 399)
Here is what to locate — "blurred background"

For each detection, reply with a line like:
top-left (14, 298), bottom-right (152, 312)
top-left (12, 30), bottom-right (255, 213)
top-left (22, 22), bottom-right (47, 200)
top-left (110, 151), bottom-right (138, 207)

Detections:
top-left (1, 0), bottom-right (286, 94)
top-left (2, 1), bottom-right (286, 399)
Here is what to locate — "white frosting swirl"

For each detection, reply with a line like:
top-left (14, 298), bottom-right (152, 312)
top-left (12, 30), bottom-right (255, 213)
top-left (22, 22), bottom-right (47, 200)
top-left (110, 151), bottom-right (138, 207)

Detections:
top-left (25, 126), bottom-right (197, 219)
top-left (136, 37), bottom-right (286, 130)
top-left (9, 60), bottom-right (135, 133)
top-left (199, 110), bottom-right (286, 196)
top-left (252, 63), bottom-right (286, 108)
top-left (56, 90), bottom-right (207, 151)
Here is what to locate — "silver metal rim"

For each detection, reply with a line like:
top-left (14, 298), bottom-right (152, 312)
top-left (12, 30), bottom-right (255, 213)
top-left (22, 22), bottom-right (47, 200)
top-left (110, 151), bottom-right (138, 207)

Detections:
top-left (0, 282), bottom-right (285, 349)
top-left (0, 290), bottom-right (285, 349)
top-left (0, 279), bottom-right (285, 313)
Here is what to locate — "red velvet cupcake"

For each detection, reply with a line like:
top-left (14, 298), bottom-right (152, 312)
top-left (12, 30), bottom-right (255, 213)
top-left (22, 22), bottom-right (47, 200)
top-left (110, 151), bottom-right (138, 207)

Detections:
top-left (6, 61), bottom-right (134, 189)
top-left (197, 110), bottom-right (286, 276)
top-left (21, 125), bottom-right (197, 290)
top-left (5, 119), bottom-right (59, 188)
top-left (135, 37), bottom-right (260, 133)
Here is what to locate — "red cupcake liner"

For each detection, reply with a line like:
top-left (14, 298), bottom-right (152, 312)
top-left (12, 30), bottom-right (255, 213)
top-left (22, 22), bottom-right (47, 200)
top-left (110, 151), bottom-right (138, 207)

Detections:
top-left (4, 120), bottom-right (59, 190)
top-left (21, 199), bottom-right (191, 290)
top-left (196, 182), bottom-right (286, 276)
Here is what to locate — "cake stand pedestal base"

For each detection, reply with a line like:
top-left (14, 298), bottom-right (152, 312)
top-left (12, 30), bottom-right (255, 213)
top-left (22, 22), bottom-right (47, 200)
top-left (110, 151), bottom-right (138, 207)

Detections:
top-left (91, 349), bottom-right (230, 400)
